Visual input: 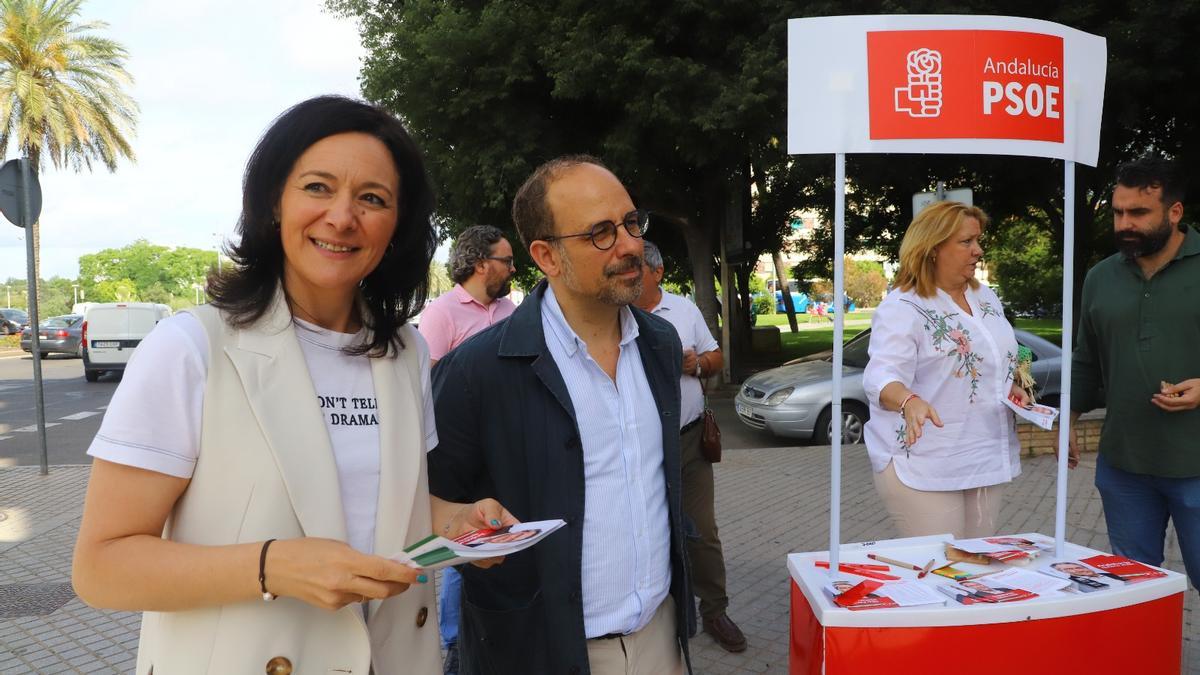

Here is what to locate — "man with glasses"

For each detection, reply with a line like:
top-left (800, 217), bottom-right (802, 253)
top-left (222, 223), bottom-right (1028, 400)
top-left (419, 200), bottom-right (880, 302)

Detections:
top-left (634, 241), bottom-right (745, 653)
top-left (420, 224), bottom-right (518, 367)
top-left (429, 155), bottom-right (691, 674)
top-left (417, 224), bottom-right (517, 675)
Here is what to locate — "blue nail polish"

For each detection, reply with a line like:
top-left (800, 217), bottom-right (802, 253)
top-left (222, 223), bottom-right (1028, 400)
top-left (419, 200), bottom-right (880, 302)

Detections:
top-left (417, 574), bottom-right (428, 584)
top-left (490, 519), bottom-right (501, 527)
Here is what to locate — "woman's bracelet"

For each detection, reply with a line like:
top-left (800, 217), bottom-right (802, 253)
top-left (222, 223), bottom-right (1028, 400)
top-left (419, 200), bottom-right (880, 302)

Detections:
top-left (259, 539), bottom-right (277, 602)
top-left (899, 393), bottom-right (921, 415)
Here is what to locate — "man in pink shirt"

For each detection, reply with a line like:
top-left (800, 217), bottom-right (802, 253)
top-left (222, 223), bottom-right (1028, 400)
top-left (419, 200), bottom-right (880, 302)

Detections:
top-left (418, 224), bottom-right (517, 674)
top-left (420, 225), bottom-right (518, 365)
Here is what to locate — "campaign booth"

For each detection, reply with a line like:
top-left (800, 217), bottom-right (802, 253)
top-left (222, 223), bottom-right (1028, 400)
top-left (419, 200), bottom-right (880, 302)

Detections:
top-left (785, 15), bottom-right (1188, 673)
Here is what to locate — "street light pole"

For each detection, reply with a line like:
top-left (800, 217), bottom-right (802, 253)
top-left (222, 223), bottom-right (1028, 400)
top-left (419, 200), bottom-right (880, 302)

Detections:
top-left (72, 284), bottom-right (79, 306)
top-left (212, 232), bottom-right (224, 274)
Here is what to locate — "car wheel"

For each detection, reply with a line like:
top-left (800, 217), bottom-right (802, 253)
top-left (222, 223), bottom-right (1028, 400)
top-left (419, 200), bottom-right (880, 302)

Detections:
top-left (84, 369), bottom-right (100, 383)
top-left (814, 402), bottom-right (870, 445)
top-left (0, 324), bottom-right (9, 336)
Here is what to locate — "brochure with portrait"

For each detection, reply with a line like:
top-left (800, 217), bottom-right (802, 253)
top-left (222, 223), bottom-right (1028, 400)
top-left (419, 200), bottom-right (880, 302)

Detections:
top-left (1003, 394), bottom-right (1060, 430)
top-left (394, 519), bottom-right (566, 570)
top-left (1039, 559), bottom-right (1120, 592)
top-left (949, 535), bottom-right (1052, 565)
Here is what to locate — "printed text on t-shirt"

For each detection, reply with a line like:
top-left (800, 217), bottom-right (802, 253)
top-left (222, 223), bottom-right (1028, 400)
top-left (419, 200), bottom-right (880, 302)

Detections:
top-left (318, 395), bottom-right (379, 426)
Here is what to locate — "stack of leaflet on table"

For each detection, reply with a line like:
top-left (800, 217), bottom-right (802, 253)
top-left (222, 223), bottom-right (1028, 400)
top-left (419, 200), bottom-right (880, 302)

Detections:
top-left (937, 568), bottom-right (1071, 605)
top-left (1035, 554), bottom-right (1168, 593)
top-left (824, 578), bottom-right (946, 611)
top-left (947, 535), bottom-right (1053, 566)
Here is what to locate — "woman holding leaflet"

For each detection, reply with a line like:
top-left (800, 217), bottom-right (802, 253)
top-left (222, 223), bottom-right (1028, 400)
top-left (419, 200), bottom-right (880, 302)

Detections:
top-left (71, 96), bottom-right (514, 674)
top-left (863, 201), bottom-right (1028, 539)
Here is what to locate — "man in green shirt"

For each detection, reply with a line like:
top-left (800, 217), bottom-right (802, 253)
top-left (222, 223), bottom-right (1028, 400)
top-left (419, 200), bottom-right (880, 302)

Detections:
top-left (1069, 155), bottom-right (1200, 588)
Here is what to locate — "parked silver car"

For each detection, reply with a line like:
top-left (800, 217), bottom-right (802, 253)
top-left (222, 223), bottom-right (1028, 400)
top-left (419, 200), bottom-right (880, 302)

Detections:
top-left (734, 328), bottom-right (1061, 444)
top-left (20, 314), bottom-right (85, 357)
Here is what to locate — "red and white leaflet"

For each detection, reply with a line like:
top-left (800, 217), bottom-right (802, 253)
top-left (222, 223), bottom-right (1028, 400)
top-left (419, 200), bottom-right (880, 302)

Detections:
top-left (827, 579), bottom-right (946, 610)
top-left (950, 535), bottom-right (1051, 554)
top-left (1003, 396), bottom-right (1059, 430)
top-left (1080, 554), bottom-right (1168, 583)
top-left (983, 568), bottom-right (1071, 595)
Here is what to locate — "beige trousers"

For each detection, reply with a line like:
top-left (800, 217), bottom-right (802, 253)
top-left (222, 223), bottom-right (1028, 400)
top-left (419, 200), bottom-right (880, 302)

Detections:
top-left (586, 596), bottom-right (683, 675)
top-left (873, 461), bottom-right (1005, 539)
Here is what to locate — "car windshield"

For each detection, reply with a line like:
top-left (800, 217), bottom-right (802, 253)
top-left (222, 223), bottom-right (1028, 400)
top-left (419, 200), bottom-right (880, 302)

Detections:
top-left (3, 309), bottom-right (27, 321)
top-left (43, 316), bottom-right (80, 328)
top-left (843, 331), bottom-right (871, 368)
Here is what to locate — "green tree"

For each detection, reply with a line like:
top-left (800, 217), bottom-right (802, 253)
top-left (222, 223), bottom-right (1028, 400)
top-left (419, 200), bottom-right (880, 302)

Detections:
top-left (328, 0), bottom-right (795, 347)
top-left (78, 239), bottom-right (215, 305)
top-left (986, 219), bottom-right (1063, 317)
top-left (0, 0), bottom-right (137, 291)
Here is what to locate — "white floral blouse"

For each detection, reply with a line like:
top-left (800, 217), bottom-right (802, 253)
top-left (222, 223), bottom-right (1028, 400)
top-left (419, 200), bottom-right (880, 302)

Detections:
top-left (862, 284), bottom-right (1021, 491)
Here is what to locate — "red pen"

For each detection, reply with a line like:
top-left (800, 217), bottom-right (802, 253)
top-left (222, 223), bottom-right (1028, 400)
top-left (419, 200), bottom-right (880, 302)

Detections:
top-left (814, 562), bottom-right (901, 581)
top-left (814, 561), bottom-right (890, 571)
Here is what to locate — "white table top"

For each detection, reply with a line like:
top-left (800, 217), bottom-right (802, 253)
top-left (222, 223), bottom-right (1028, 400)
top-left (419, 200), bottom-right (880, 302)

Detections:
top-left (787, 532), bottom-right (1187, 627)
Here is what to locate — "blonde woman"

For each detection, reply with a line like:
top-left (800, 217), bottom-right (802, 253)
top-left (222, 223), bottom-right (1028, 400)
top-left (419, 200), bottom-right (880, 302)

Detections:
top-left (863, 201), bottom-right (1029, 538)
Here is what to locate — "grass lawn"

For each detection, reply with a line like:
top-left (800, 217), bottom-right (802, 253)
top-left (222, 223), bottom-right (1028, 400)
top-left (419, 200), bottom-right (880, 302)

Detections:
top-left (1014, 318), bottom-right (1062, 345)
top-left (750, 314), bottom-right (1064, 365)
top-left (1, 334), bottom-right (18, 350)
top-left (774, 326), bottom-right (869, 363)
top-left (755, 309), bottom-right (875, 329)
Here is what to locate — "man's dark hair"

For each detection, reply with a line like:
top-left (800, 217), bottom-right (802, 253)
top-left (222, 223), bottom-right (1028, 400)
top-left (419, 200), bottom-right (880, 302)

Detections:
top-left (1116, 155), bottom-right (1186, 231)
top-left (511, 154), bottom-right (607, 247)
top-left (448, 225), bottom-right (506, 284)
top-left (208, 95), bottom-right (437, 357)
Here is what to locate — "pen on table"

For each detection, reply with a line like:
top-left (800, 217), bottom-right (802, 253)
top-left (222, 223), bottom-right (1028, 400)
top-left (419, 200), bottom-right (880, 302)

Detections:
top-left (814, 561), bottom-right (890, 571)
top-left (917, 559), bottom-right (936, 579)
top-left (814, 561), bottom-right (900, 580)
top-left (865, 553), bottom-right (923, 572)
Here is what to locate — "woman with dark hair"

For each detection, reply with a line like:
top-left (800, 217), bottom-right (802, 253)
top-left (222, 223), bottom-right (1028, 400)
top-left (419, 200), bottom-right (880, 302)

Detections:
top-left (72, 96), bottom-right (514, 675)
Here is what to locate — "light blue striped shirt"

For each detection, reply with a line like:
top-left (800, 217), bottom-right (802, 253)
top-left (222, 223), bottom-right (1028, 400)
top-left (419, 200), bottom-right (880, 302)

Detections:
top-left (541, 286), bottom-right (671, 638)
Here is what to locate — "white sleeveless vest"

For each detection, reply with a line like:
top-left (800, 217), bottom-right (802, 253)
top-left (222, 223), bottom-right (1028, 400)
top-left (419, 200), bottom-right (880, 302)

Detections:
top-left (134, 295), bottom-right (440, 675)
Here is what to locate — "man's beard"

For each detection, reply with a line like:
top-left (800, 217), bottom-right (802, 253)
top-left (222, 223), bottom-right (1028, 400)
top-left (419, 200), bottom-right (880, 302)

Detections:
top-left (486, 276), bottom-right (511, 299)
top-left (1115, 214), bottom-right (1174, 260)
top-left (560, 251), bottom-right (644, 306)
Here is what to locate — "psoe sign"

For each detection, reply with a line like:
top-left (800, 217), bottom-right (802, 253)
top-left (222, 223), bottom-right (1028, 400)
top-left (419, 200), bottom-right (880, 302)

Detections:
top-left (788, 15), bottom-right (1106, 165)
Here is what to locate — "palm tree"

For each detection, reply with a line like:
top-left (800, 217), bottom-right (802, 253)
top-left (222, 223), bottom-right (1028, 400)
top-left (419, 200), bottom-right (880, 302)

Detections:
top-left (0, 0), bottom-right (136, 284)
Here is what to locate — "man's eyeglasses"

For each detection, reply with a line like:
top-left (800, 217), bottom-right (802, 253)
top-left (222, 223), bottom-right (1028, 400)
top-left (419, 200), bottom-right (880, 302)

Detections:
top-left (485, 256), bottom-right (515, 269)
top-left (539, 209), bottom-right (650, 251)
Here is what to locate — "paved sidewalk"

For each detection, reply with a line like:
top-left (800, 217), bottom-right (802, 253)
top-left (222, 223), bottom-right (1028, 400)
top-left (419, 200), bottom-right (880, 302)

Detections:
top-left (1, 449), bottom-right (1195, 673)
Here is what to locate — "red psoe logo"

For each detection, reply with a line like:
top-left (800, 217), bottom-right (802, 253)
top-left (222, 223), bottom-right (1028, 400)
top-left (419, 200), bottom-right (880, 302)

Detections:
top-left (868, 30), bottom-right (1064, 142)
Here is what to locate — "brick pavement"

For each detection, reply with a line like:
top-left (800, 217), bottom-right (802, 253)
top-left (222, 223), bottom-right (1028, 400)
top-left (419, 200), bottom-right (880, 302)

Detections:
top-left (1, 449), bottom-right (1195, 674)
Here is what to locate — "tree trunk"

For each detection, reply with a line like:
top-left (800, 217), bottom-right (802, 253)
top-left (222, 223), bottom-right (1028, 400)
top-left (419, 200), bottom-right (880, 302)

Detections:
top-left (680, 218), bottom-right (719, 342)
top-left (773, 251), bottom-right (798, 332)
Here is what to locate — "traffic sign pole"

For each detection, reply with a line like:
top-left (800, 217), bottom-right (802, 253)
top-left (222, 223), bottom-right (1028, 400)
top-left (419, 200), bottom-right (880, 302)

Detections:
top-left (20, 159), bottom-right (48, 475)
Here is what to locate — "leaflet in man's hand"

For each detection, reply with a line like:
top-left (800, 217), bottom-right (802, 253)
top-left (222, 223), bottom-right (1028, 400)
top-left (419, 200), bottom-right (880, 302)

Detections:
top-left (1003, 395), bottom-right (1060, 430)
top-left (393, 519), bottom-right (565, 570)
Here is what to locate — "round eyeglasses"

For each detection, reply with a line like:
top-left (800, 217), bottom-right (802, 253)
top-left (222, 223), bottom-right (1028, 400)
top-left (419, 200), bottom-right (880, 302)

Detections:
top-left (539, 209), bottom-right (650, 250)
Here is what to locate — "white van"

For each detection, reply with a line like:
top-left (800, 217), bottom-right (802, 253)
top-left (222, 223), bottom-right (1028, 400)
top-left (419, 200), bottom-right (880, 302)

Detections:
top-left (82, 303), bottom-right (171, 382)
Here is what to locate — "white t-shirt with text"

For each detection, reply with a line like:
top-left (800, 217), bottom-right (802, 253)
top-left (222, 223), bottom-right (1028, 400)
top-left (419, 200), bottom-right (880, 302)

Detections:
top-left (87, 312), bottom-right (438, 555)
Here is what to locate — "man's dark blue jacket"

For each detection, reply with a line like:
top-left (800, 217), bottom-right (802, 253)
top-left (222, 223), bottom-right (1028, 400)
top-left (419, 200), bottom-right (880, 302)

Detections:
top-left (428, 280), bottom-right (691, 675)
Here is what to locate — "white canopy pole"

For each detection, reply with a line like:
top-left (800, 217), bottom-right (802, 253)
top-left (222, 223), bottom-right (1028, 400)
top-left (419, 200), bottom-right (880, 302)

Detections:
top-left (1054, 160), bottom-right (1076, 558)
top-left (829, 152), bottom-right (846, 572)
